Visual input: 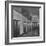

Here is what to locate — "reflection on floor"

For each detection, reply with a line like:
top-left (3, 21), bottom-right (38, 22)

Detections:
top-left (20, 28), bottom-right (39, 37)
top-left (13, 23), bottom-right (39, 37)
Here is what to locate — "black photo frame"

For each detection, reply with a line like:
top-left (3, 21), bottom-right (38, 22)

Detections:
top-left (5, 1), bottom-right (45, 45)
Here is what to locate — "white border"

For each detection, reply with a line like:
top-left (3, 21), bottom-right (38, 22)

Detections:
top-left (9, 3), bottom-right (44, 43)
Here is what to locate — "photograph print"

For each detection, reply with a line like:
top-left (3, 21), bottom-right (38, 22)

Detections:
top-left (12, 6), bottom-right (39, 37)
top-left (5, 1), bottom-right (45, 45)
